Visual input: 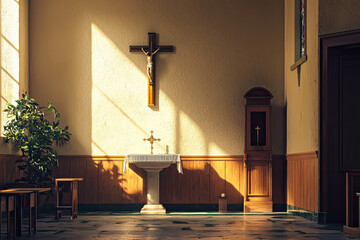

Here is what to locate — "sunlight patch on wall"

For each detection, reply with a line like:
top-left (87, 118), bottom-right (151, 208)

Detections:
top-left (91, 24), bottom-right (177, 155)
top-left (208, 142), bottom-right (227, 155)
top-left (1, 38), bottom-right (19, 81)
top-left (1, 0), bottom-right (19, 50)
top-left (1, 0), bottom-right (20, 135)
top-left (179, 111), bottom-right (206, 154)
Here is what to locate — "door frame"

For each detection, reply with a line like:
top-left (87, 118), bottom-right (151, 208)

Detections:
top-left (320, 29), bottom-right (360, 223)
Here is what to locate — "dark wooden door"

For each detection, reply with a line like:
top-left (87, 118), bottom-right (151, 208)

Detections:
top-left (340, 54), bottom-right (360, 170)
top-left (321, 31), bottom-right (360, 224)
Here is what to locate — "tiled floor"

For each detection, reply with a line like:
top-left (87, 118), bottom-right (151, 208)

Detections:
top-left (1, 212), bottom-right (359, 239)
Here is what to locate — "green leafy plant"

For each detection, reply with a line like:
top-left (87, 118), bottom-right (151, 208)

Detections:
top-left (3, 93), bottom-right (71, 187)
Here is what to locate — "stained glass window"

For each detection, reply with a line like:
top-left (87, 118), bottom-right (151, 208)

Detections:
top-left (300, 0), bottom-right (305, 57)
top-left (291, 0), bottom-right (307, 71)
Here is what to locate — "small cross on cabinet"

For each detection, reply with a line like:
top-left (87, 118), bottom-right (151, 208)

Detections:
top-left (129, 33), bottom-right (174, 106)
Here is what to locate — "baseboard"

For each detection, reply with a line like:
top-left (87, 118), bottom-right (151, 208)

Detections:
top-left (343, 225), bottom-right (360, 237)
top-left (163, 204), bottom-right (244, 212)
top-left (244, 201), bottom-right (273, 212)
top-left (40, 204), bottom-right (144, 213)
top-left (287, 205), bottom-right (318, 222)
top-left (40, 203), bottom-right (288, 214)
top-left (165, 204), bottom-right (286, 212)
top-left (40, 204), bottom-right (244, 213)
top-left (317, 212), bottom-right (327, 224)
top-left (273, 204), bottom-right (287, 212)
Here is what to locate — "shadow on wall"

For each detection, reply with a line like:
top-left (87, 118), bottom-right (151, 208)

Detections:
top-left (29, 0), bottom-right (284, 158)
top-left (26, 0), bottom-right (286, 208)
top-left (49, 156), bottom-right (243, 209)
top-left (160, 162), bottom-right (243, 205)
top-left (1, 153), bottom-right (286, 209)
top-left (87, 0), bottom-right (285, 155)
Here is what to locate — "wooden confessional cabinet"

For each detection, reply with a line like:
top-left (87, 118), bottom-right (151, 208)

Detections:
top-left (243, 87), bottom-right (273, 212)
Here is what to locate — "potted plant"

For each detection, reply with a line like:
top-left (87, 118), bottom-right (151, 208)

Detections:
top-left (3, 93), bottom-right (71, 188)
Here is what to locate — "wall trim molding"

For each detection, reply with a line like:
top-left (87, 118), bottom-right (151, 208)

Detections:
top-left (56, 154), bottom-right (286, 162)
top-left (287, 205), bottom-right (318, 222)
top-left (1, 154), bottom-right (286, 162)
top-left (286, 151), bottom-right (318, 161)
top-left (181, 155), bottom-right (244, 161)
top-left (58, 155), bottom-right (126, 161)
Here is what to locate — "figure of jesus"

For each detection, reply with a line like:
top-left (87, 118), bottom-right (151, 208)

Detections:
top-left (141, 47), bottom-right (160, 85)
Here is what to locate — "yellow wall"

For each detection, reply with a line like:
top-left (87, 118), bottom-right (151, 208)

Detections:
top-left (319, 0), bottom-right (360, 35)
top-left (284, 0), bottom-right (319, 154)
top-left (284, 0), bottom-right (360, 154)
top-left (29, 0), bottom-right (284, 156)
top-left (0, 0), bottom-right (29, 153)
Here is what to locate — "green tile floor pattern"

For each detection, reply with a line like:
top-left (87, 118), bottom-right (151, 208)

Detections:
top-left (1, 212), bottom-right (359, 239)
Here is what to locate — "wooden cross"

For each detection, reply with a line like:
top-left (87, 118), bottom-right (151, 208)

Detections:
top-left (129, 32), bottom-right (174, 106)
top-left (143, 130), bottom-right (161, 154)
top-left (255, 126), bottom-right (261, 146)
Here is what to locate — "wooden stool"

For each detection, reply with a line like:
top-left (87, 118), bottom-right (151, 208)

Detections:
top-left (55, 178), bottom-right (83, 220)
top-left (218, 194), bottom-right (228, 213)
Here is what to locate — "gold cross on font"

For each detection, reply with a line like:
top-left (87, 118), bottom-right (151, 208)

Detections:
top-left (143, 130), bottom-right (161, 154)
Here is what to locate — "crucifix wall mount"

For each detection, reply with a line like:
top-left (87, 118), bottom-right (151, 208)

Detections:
top-left (129, 32), bottom-right (174, 106)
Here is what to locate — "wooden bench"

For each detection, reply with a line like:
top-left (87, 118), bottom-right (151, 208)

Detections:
top-left (8, 188), bottom-right (51, 235)
top-left (0, 190), bottom-right (32, 238)
top-left (55, 178), bottom-right (83, 220)
top-left (0, 188), bottom-right (50, 238)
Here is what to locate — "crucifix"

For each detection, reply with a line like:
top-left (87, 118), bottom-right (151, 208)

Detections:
top-left (129, 33), bottom-right (174, 106)
top-left (143, 130), bottom-right (161, 154)
top-left (255, 126), bottom-right (260, 146)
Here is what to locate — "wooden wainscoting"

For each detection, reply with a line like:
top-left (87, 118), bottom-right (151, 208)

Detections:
top-left (56, 155), bottom-right (246, 205)
top-left (0, 154), bottom-right (21, 186)
top-left (55, 155), bottom-right (147, 204)
top-left (287, 151), bottom-right (318, 213)
top-left (160, 155), bottom-right (244, 204)
top-left (1, 154), bottom-right (286, 206)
